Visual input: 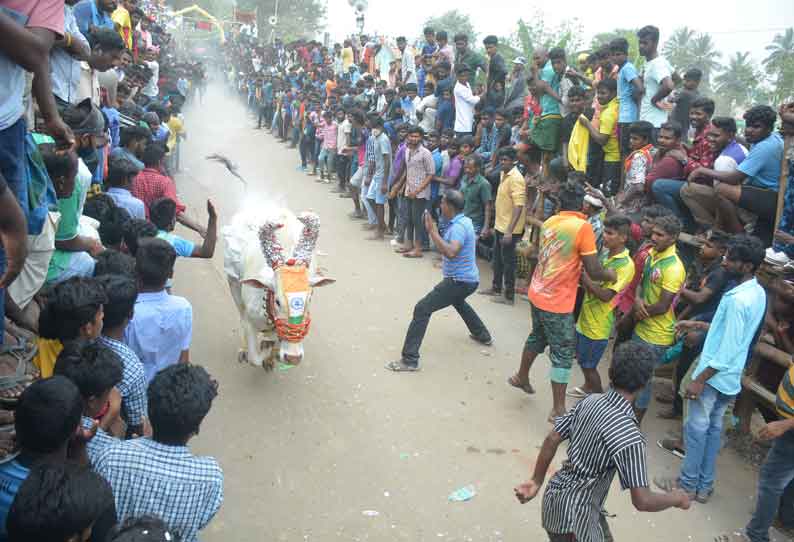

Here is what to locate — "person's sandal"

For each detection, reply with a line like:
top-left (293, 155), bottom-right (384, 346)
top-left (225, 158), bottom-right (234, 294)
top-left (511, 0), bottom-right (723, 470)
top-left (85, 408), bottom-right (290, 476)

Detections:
top-left (385, 360), bottom-right (419, 372)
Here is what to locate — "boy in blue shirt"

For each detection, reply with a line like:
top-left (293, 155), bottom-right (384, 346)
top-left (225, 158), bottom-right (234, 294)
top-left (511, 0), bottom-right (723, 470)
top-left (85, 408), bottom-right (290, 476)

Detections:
top-left (149, 197), bottom-right (217, 259)
top-left (610, 37), bottom-right (643, 158)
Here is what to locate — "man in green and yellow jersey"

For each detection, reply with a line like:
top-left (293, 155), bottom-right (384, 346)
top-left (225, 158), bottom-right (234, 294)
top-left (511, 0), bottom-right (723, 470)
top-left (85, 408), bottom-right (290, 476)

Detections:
top-left (570, 215), bottom-right (635, 398)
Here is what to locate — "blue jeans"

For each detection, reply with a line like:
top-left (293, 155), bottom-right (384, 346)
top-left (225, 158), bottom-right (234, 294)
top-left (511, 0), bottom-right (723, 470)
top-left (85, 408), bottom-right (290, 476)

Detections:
top-left (746, 430), bottom-right (794, 542)
top-left (651, 179), bottom-right (694, 231)
top-left (631, 334), bottom-right (669, 410)
top-left (679, 383), bottom-right (733, 494)
top-left (0, 117), bottom-right (31, 346)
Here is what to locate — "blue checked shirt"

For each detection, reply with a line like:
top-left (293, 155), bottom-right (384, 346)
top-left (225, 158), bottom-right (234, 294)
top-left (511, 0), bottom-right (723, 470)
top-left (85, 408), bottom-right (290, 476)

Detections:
top-left (95, 438), bottom-right (223, 542)
top-left (82, 416), bottom-right (118, 465)
top-left (99, 336), bottom-right (147, 427)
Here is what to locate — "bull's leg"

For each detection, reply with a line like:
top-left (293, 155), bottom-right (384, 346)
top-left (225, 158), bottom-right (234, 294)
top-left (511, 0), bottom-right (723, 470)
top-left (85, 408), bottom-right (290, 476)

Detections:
top-left (228, 277), bottom-right (250, 364)
top-left (261, 329), bottom-right (278, 371)
top-left (245, 320), bottom-right (265, 368)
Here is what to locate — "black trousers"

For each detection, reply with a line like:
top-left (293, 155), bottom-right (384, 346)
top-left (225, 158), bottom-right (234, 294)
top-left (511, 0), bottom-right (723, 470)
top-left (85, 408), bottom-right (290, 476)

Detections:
top-left (401, 278), bottom-right (490, 365)
top-left (492, 231), bottom-right (523, 299)
top-left (336, 154), bottom-right (351, 189)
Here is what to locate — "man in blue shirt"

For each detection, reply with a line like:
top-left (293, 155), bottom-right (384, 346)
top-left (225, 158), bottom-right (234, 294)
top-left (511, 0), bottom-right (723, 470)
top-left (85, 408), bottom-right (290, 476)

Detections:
top-left (105, 153), bottom-right (145, 219)
top-left (610, 37), bottom-right (643, 157)
top-left (654, 235), bottom-right (766, 504)
top-left (706, 105), bottom-right (782, 236)
top-left (0, 377), bottom-right (88, 540)
top-left (387, 190), bottom-right (492, 371)
top-left (72, 0), bottom-right (116, 37)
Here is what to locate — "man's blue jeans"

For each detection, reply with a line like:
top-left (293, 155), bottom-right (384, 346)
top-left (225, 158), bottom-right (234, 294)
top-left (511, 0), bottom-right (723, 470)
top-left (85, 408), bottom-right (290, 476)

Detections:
top-left (746, 430), bottom-right (794, 542)
top-left (679, 383), bottom-right (733, 494)
top-left (651, 179), bottom-right (694, 231)
top-left (0, 117), bottom-right (31, 346)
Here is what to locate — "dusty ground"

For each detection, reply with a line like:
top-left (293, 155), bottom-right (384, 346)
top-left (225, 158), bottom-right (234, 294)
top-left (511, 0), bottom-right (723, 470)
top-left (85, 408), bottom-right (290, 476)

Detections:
top-left (168, 84), bottom-right (787, 542)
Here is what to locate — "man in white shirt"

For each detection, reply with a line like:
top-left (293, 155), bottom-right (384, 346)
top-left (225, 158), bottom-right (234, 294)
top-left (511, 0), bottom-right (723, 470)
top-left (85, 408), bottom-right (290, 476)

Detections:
top-left (637, 25), bottom-right (673, 136)
top-left (142, 47), bottom-right (159, 100)
top-left (453, 65), bottom-right (481, 137)
top-left (396, 36), bottom-right (416, 86)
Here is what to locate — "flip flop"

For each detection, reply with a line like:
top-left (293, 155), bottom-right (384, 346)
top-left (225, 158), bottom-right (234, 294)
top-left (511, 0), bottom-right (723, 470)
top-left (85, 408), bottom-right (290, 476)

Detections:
top-left (507, 375), bottom-right (534, 394)
top-left (657, 439), bottom-right (686, 459)
top-left (566, 386), bottom-right (588, 399)
top-left (402, 252), bottom-right (423, 258)
top-left (385, 360), bottom-right (419, 372)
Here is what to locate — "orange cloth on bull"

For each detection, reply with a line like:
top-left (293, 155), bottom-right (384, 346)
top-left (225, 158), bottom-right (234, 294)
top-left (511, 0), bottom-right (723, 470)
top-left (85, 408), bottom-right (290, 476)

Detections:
top-left (33, 338), bottom-right (63, 378)
top-left (278, 266), bottom-right (310, 319)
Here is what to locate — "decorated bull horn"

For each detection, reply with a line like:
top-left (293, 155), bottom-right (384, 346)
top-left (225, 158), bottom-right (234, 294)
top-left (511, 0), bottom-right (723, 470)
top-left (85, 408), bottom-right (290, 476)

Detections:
top-left (293, 212), bottom-right (320, 265)
top-left (258, 221), bottom-right (286, 269)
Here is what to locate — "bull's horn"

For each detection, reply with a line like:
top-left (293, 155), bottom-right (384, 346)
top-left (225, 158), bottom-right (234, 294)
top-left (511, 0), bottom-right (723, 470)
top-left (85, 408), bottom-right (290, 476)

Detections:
top-left (258, 221), bottom-right (286, 268)
top-left (293, 212), bottom-right (320, 265)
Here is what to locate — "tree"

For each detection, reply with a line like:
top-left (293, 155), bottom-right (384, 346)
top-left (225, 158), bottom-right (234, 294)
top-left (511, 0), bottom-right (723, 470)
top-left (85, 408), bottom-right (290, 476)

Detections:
top-left (497, 13), bottom-right (584, 66)
top-left (764, 27), bottom-right (794, 104)
top-left (688, 33), bottom-right (721, 86)
top-left (662, 27), bottom-right (696, 73)
top-left (714, 52), bottom-right (761, 114)
top-left (236, 0), bottom-right (326, 43)
top-left (591, 28), bottom-right (643, 69)
top-left (423, 10), bottom-right (477, 43)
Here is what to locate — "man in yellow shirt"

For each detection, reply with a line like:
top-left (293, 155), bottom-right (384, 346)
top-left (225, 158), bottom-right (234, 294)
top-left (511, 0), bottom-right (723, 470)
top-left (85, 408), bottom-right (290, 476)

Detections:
top-left (578, 79), bottom-right (621, 196)
top-left (631, 214), bottom-right (686, 422)
top-left (570, 215), bottom-right (635, 397)
top-left (111, 0), bottom-right (137, 49)
top-left (166, 104), bottom-right (186, 172)
top-left (480, 147), bottom-right (525, 304)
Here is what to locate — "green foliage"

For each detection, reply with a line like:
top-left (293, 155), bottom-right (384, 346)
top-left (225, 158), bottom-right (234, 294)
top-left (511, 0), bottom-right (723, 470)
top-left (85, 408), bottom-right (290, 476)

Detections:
top-left (236, 0), bottom-right (326, 42)
top-left (422, 10), bottom-right (477, 43)
top-left (590, 28), bottom-right (643, 69)
top-left (662, 27), bottom-right (721, 87)
top-left (763, 27), bottom-right (794, 104)
top-left (714, 52), bottom-right (761, 114)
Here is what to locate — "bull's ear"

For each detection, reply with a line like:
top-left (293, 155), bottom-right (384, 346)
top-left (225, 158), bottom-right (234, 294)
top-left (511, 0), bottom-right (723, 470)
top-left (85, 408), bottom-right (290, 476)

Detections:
top-left (309, 276), bottom-right (336, 287)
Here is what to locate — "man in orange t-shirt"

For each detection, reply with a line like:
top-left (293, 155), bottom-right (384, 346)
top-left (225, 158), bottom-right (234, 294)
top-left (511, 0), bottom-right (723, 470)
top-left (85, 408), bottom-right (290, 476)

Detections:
top-left (508, 183), bottom-right (616, 420)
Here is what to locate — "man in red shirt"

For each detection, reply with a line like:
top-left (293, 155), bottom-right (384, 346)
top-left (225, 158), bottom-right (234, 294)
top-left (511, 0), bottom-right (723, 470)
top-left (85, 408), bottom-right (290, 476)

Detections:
top-left (132, 142), bottom-right (205, 235)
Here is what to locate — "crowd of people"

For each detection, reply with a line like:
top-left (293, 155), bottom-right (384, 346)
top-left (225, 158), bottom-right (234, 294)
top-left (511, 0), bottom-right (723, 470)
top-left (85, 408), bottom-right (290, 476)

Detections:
top-left (2, 0), bottom-right (794, 538)
top-left (0, 0), bottom-right (224, 540)
top-left (224, 23), bottom-right (794, 542)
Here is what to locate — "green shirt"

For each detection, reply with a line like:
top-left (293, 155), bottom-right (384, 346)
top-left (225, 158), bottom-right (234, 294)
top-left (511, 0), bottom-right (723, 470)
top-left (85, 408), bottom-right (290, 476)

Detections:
top-left (576, 248), bottom-right (635, 340)
top-left (455, 49), bottom-right (488, 76)
top-left (46, 164), bottom-right (89, 282)
top-left (539, 60), bottom-right (561, 116)
top-left (459, 173), bottom-right (492, 229)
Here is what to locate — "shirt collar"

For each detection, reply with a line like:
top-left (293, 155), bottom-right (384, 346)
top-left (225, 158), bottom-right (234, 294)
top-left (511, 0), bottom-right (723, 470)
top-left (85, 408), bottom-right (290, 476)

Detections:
top-left (138, 290), bottom-right (169, 302)
top-left (724, 277), bottom-right (758, 297)
top-left (449, 212), bottom-right (465, 225)
top-left (558, 210), bottom-right (586, 220)
top-left (651, 243), bottom-right (677, 261)
top-left (605, 388), bottom-right (638, 421)
top-left (107, 187), bottom-right (132, 196)
top-left (605, 247), bottom-right (630, 262)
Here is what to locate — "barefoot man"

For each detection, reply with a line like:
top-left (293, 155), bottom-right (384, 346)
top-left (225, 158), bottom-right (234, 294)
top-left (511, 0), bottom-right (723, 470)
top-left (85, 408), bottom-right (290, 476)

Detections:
top-left (508, 182), bottom-right (616, 421)
top-left (514, 342), bottom-right (691, 542)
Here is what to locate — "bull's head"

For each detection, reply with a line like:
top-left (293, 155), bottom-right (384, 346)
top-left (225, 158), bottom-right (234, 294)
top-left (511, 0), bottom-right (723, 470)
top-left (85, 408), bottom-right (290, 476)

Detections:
top-left (256, 212), bottom-right (334, 364)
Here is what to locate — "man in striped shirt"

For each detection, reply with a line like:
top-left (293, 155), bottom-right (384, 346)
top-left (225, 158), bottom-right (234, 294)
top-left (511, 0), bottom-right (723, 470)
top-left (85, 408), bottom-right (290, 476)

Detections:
top-left (716, 363), bottom-right (794, 542)
top-left (387, 190), bottom-right (491, 371)
top-left (515, 342), bottom-right (690, 541)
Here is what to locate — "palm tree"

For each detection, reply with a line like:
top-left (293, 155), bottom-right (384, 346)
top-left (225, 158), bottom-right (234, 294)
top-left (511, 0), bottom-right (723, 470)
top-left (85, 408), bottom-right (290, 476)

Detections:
top-left (763, 28), bottom-right (794, 103)
top-left (714, 52), bottom-right (760, 113)
top-left (689, 33), bottom-right (721, 86)
top-left (662, 27), bottom-right (696, 72)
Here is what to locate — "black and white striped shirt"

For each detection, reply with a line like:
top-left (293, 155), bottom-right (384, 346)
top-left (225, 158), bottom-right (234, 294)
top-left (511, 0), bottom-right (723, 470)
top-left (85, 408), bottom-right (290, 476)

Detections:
top-left (542, 388), bottom-right (649, 542)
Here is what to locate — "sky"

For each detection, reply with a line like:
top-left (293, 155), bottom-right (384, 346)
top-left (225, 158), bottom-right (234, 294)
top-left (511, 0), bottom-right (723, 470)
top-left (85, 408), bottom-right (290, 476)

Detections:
top-left (322, 0), bottom-right (794, 65)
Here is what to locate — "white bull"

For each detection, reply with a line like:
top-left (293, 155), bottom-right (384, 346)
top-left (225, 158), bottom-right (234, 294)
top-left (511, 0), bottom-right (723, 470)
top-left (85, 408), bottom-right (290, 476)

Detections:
top-left (223, 208), bottom-right (334, 369)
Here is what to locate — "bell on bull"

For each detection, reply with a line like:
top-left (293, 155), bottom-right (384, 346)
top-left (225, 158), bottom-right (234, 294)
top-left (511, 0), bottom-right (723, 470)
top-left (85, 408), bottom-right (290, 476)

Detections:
top-left (224, 209), bottom-right (335, 370)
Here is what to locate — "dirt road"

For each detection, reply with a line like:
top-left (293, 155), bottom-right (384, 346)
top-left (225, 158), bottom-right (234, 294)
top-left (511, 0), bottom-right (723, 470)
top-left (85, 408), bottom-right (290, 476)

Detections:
top-left (169, 84), bottom-right (777, 542)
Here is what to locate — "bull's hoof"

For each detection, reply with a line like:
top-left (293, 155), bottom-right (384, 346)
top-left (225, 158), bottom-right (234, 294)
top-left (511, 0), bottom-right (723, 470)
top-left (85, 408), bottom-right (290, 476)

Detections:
top-left (237, 350), bottom-right (248, 364)
top-left (263, 358), bottom-right (275, 371)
